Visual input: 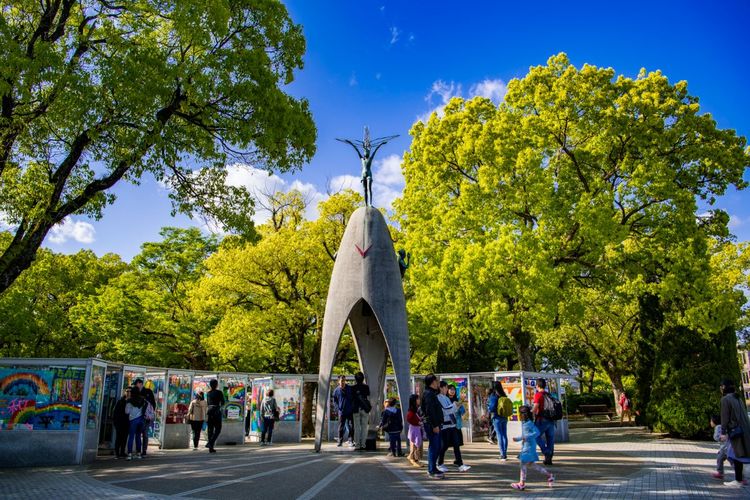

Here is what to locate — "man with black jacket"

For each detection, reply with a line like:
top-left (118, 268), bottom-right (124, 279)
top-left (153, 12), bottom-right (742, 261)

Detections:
top-left (421, 374), bottom-right (444, 479)
top-left (134, 379), bottom-right (156, 457)
top-left (205, 379), bottom-right (225, 453)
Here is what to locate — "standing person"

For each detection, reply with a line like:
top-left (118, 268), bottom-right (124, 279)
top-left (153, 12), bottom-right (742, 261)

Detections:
top-left (378, 398), bottom-right (404, 457)
top-left (619, 391), bottom-right (633, 426)
top-left (244, 396), bottom-right (252, 437)
top-left (437, 381), bottom-right (470, 472)
top-left (532, 378), bottom-right (555, 465)
top-left (406, 394), bottom-right (423, 467)
top-left (719, 379), bottom-right (750, 487)
top-left (510, 405), bottom-right (555, 491)
top-left (333, 375), bottom-right (354, 447)
top-left (485, 388), bottom-right (497, 444)
top-left (113, 388), bottom-right (130, 459)
top-left (187, 391), bottom-right (207, 450)
top-left (205, 379), bottom-right (225, 453)
top-left (133, 378), bottom-right (156, 457)
top-left (489, 381), bottom-right (512, 460)
top-left (260, 389), bottom-right (278, 446)
top-left (711, 415), bottom-right (729, 480)
top-left (421, 374), bottom-right (444, 479)
top-left (125, 386), bottom-right (145, 460)
top-left (351, 372), bottom-right (371, 450)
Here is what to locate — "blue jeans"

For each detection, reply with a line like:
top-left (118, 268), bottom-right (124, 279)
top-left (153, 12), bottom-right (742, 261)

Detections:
top-left (493, 417), bottom-right (508, 458)
top-left (387, 432), bottom-right (402, 455)
top-left (536, 418), bottom-right (555, 459)
top-left (127, 416), bottom-right (144, 454)
top-left (424, 424), bottom-right (442, 475)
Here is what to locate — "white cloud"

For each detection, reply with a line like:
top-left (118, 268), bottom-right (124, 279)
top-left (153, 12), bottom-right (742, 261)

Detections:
top-left (349, 72), bottom-right (358, 87)
top-left (469, 78), bottom-right (508, 104)
top-left (390, 26), bottom-right (400, 44)
top-left (418, 80), bottom-right (462, 122)
top-left (408, 33), bottom-right (415, 43)
top-left (729, 214), bottom-right (747, 229)
top-left (328, 174), bottom-right (361, 194)
top-left (418, 77), bottom-right (507, 122)
top-left (48, 217), bottom-right (95, 244)
top-left (374, 154), bottom-right (404, 187)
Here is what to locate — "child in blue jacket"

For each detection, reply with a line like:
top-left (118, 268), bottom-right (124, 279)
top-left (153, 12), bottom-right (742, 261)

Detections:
top-left (378, 398), bottom-right (404, 457)
top-left (511, 405), bottom-right (555, 490)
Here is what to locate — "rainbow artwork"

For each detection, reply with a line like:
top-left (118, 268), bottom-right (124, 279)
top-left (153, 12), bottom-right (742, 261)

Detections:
top-left (226, 384), bottom-right (246, 403)
top-left (0, 370), bottom-right (52, 397)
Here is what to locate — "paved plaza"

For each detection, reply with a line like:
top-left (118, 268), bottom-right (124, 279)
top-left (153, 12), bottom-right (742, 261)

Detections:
top-left (0, 427), bottom-right (748, 499)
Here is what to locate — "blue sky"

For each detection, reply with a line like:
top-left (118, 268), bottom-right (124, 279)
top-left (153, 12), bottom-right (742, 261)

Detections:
top-left (44, 0), bottom-right (750, 260)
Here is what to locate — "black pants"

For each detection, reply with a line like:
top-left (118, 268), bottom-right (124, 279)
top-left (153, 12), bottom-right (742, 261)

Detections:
top-left (190, 420), bottom-right (204, 448)
top-left (114, 423), bottom-right (129, 457)
top-left (338, 413), bottom-right (353, 443)
top-left (245, 411), bottom-right (252, 436)
top-left (438, 427), bottom-right (463, 466)
top-left (140, 420), bottom-right (151, 455)
top-left (734, 460), bottom-right (744, 482)
top-left (261, 417), bottom-right (275, 443)
top-left (207, 415), bottom-right (222, 450)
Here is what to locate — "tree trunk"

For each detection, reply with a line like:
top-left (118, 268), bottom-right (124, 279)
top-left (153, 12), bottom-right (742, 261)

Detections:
top-left (301, 381), bottom-right (316, 437)
top-left (606, 370), bottom-right (625, 415)
top-left (511, 325), bottom-right (535, 371)
top-left (587, 368), bottom-right (595, 393)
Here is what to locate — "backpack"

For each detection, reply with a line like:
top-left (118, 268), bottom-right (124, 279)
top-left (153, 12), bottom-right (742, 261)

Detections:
top-left (144, 401), bottom-right (155, 421)
top-left (542, 393), bottom-right (563, 420)
top-left (358, 394), bottom-right (372, 413)
top-left (497, 396), bottom-right (514, 418)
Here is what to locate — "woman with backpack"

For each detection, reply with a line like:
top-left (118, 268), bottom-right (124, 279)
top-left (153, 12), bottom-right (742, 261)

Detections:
top-left (260, 389), bottom-right (278, 446)
top-left (490, 381), bottom-right (512, 460)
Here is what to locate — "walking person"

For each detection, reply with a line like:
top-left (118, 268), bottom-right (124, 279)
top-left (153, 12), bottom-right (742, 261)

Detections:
top-left (351, 372), bottom-right (371, 450)
top-left (378, 398), bottom-right (404, 457)
top-left (437, 381), bottom-right (470, 472)
top-left (532, 378), bottom-right (555, 465)
top-left (187, 391), bottom-right (207, 450)
top-left (205, 379), bottom-right (225, 453)
top-left (711, 415), bottom-right (729, 480)
top-left (510, 405), bottom-right (555, 491)
top-left (333, 375), bottom-right (354, 447)
top-left (133, 378), bottom-right (156, 457)
top-left (406, 394), bottom-right (424, 466)
top-left (113, 388), bottom-right (130, 459)
top-left (421, 374), bottom-right (444, 479)
top-left (719, 379), bottom-right (750, 488)
top-left (619, 391), bottom-right (633, 426)
top-left (125, 386), bottom-right (146, 460)
top-left (489, 381), bottom-right (512, 460)
top-left (260, 389), bottom-right (278, 446)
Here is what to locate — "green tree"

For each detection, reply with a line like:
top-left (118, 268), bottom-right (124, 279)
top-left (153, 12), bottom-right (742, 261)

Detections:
top-left (71, 227), bottom-right (219, 368)
top-left (196, 190), bottom-right (362, 434)
top-left (396, 54), bottom-right (749, 372)
top-left (0, 234), bottom-right (126, 357)
top-left (0, 0), bottom-right (315, 293)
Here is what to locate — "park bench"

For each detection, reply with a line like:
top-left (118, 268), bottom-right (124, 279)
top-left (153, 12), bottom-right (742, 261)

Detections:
top-left (579, 404), bottom-right (615, 421)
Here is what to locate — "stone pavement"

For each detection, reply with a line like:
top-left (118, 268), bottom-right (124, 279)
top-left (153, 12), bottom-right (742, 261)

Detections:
top-left (0, 427), bottom-right (748, 499)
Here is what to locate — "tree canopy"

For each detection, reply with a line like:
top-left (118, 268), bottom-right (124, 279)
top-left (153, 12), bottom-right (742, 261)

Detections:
top-left (0, 0), bottom-right (316, 293)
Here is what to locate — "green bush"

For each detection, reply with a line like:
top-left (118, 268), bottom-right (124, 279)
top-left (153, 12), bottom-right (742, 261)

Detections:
top-left (646, 325), bottom-right (738, 438)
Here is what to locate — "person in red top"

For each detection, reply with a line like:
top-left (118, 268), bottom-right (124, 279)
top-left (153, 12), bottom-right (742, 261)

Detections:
top-left (531, 379), bottom-right (555, 466)
top-left (619, 391), bottom-right (632, 425)
top-left (406, 394), bottom-right (424, 466)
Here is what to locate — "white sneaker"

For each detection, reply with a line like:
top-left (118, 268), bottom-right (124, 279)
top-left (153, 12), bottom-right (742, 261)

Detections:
top-left (458, 464), bottom-right (471, 472)
top-left (126, 454), bottom-right (132, 461)
top-left (724, 480), bottom-right (743, 487)
top-left (437, 464), bottom-right (449, 473)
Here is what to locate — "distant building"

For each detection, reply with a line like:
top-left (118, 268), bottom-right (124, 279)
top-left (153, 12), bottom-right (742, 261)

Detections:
top-left (740, 349), bottom-right (750, 407)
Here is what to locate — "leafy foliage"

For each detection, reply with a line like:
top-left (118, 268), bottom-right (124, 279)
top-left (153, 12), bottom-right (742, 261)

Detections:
top-left (0, 0), bottom-right (316, 292)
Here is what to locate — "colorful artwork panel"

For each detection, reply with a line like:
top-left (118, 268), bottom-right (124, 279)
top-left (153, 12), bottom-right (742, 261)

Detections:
top-left (275, 378), bottom-right (301, 422)
top-left (166, 373), bottom-right (192, 424)
top-left (497, 376), bottom-right (523, 421)
top-left (86, 365), bottom-right (105, 429)
top-left (440, 376), bottom-right (469, 423)
top-left (470, 376), bottom-right (493, 436)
